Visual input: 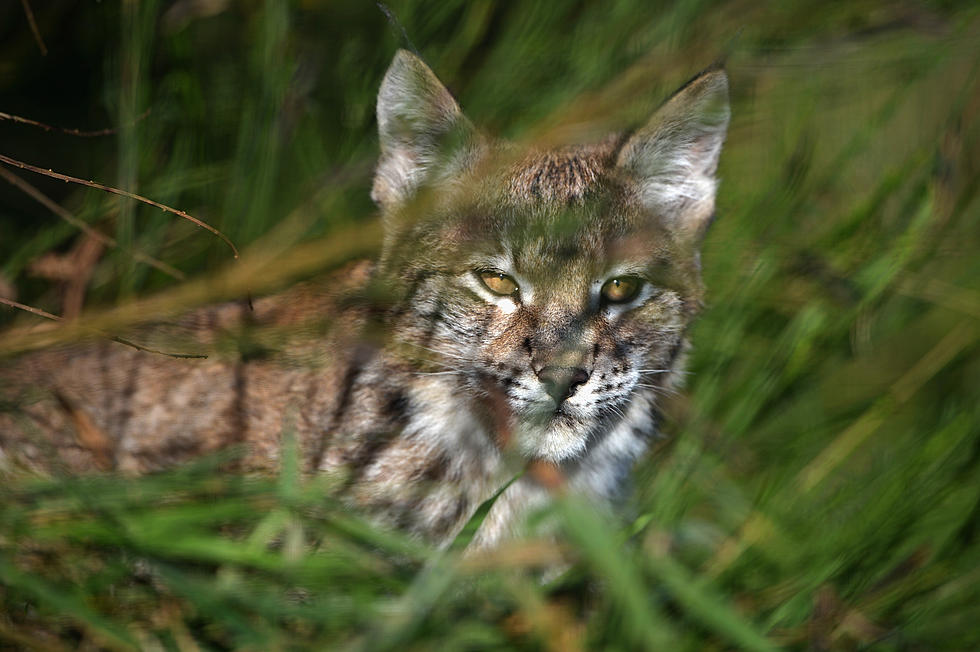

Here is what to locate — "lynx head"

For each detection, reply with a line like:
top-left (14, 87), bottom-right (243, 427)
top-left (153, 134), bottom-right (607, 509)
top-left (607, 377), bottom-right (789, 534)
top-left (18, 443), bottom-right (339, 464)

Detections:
top-left (372, 50), bottom-right (729, 463)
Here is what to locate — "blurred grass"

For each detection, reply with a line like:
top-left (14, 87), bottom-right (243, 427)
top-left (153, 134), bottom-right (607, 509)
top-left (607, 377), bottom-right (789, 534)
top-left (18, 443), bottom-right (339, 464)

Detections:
top-left (1, 0), bottom-right (979, 649)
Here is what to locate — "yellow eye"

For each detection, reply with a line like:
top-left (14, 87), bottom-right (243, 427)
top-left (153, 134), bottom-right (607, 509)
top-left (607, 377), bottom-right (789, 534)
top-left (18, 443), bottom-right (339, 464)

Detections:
top-left (479, 270), bottom-right (519, 296)
top-left (601, 276), bottom-right (642, 303)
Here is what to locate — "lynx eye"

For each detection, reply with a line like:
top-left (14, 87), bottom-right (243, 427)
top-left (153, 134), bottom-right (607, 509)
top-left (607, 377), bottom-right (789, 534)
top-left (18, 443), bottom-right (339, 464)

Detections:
top-left (478, 270), bottom-right (519, 296)
top-left (601, 276), bottom-right (642, 303)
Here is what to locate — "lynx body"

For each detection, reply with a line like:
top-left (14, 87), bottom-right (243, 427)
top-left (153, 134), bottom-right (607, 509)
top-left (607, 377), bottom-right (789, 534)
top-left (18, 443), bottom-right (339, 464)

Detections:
top-left (0, 51), bottom-right (730, 548)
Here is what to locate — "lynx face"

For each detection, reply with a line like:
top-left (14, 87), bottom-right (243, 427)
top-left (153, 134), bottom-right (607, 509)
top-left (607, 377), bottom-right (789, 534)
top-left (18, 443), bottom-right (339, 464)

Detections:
top-left (372, 51), bottom-right (729, 463)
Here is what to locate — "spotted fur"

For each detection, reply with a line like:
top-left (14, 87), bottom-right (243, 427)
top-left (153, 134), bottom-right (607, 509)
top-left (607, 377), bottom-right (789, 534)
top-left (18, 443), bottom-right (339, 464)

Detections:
top-left (0, 51), bottom-right (729, 548)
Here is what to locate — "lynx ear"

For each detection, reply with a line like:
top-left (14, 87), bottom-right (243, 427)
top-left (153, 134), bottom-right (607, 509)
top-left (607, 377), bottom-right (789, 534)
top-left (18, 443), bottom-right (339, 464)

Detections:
top-left (372, 50), bottom-right (474, 208)
top-left (617, 67), bottom-right (730, 241)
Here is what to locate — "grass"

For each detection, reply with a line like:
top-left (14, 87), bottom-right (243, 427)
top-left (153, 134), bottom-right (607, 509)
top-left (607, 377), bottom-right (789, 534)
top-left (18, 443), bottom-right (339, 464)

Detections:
top-left (1, 1), bottom-right (979, 649)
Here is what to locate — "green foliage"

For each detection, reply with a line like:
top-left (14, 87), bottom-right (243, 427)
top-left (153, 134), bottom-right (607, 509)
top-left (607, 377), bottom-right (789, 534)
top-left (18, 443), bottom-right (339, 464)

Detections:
top-left (2, 1), bottom-right (979, 649)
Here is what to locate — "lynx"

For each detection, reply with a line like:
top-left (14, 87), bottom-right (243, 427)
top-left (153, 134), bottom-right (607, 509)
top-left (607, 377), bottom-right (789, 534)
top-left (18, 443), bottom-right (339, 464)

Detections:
top-left (0, 50), bottom-right (729, 549)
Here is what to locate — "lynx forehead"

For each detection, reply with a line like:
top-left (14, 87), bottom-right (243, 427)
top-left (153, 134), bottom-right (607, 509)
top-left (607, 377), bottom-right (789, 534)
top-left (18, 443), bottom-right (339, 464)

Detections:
top-left (0, 49), bottom-right (729, 547)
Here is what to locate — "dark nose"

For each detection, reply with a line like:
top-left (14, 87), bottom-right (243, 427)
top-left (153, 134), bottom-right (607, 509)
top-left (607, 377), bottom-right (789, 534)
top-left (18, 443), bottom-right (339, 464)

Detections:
top-left (537, 366), bottom-right (590, 404)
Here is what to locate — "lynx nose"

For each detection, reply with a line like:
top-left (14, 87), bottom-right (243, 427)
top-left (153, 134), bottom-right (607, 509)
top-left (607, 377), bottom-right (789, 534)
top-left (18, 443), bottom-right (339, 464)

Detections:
top-left (537, 366), bottom-right (590, 404)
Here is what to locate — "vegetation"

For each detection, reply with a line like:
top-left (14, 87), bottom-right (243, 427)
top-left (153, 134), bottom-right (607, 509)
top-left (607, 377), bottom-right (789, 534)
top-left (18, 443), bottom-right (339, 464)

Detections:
top-left (1, 1), bottom-right (979, 649)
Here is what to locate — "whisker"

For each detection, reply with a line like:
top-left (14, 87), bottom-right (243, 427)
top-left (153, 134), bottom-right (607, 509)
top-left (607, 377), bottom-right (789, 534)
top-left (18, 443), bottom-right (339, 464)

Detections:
top-left (598, 401), bottom-right (628, 422)
top-left (636, 368), bottom-right (693, 377)
top-left (403, 342), bottom-right (470, 362)
top-left (610, 407), bottom-right (628, 422)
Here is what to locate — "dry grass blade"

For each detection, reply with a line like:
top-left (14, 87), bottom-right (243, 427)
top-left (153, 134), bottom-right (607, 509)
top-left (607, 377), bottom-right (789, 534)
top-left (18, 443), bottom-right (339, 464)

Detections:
top-left (0, 219), bottom-right (383, 357)
top-left (0, 296), bottom-right (207, 359)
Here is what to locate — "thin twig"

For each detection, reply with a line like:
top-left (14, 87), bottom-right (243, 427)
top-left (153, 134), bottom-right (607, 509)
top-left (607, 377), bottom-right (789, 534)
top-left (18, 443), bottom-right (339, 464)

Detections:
top-left (0, 296), bottom-right (208, 359)
top-left (0, 296), bottom-right (58, 321)
top-left (0, 108), bottom-right (152, 137)
top-left (19, 0), bottom-right (47, 56)
top-left (0, 153), bottom-right (239, 259)
top-left (0, 166), bottom-right (185, 280)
